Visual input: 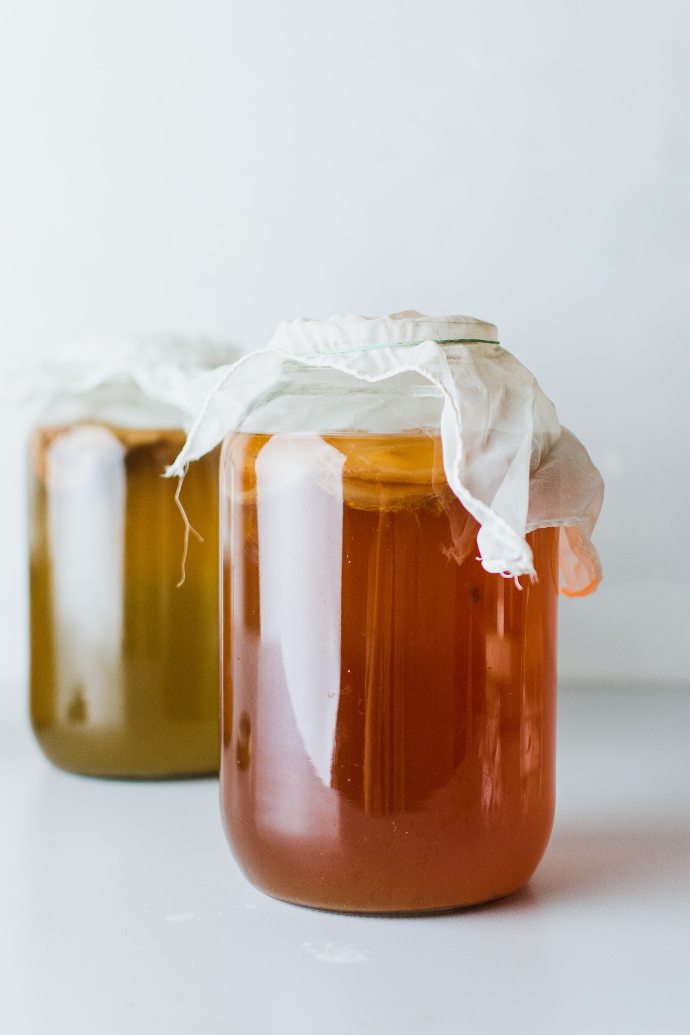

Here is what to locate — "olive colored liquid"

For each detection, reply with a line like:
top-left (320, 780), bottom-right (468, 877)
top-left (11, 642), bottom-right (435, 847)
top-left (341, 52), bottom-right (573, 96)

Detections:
top-left (222, 433), bottom-right (558, 912)
top-left (30, 424), bottom-right (220, 778)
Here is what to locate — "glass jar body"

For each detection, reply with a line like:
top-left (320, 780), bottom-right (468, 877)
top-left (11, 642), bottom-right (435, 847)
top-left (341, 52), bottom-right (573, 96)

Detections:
top-left (220, 367), bottom-right (558, 912)
top-left (29, 384), bottom-right (221, 778)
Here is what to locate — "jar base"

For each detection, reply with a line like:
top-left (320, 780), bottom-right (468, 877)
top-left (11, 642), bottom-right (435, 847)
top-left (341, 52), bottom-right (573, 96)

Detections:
top-left (244, 878), bottom-right (534, 916)
top-left (32, 721), bottom-right (219, 780)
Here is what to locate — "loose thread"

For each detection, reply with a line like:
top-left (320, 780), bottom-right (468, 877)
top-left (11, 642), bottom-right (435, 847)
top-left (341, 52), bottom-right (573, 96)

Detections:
top-left (476, 555), bottom-right (537, 590)
top-left (174, 470), bottom-right (203, 588)
top-left (511, 571), bottom-right (539, 590)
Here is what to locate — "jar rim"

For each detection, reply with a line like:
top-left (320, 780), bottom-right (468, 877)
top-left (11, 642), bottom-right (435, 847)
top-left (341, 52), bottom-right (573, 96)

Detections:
top-left (269, 311), bottom-right (499, 354)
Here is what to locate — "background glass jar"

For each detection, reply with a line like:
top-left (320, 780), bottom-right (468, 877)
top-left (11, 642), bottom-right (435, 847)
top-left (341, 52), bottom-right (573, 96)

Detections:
top-left (29, 347), bottom-right (229, 778)
top-left (220, 361), bottom-right (559, 912)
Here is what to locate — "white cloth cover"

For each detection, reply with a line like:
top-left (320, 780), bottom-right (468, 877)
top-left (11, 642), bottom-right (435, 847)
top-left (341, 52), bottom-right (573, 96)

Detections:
top-left (168, 312), bottom-right (603, 595)
top-left (4, 334), bottom-right (238, 420)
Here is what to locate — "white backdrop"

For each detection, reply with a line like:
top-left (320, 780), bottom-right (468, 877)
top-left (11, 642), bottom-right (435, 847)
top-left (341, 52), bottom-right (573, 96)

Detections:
top-left (1, 0), bottom-right (688, 698)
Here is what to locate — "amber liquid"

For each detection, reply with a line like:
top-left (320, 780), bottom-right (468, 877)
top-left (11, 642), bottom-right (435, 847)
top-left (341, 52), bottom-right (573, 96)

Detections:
top-left (221, 433), bottom-right (558, 912)
top-left (30, 424), bottom-right (220, 778)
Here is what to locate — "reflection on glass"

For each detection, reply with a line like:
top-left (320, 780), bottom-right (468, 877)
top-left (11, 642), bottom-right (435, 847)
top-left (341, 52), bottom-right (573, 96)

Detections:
top-left (256, 435), bottom-right (345, 787)
top-left (47, 427), bottom-right (126, 728)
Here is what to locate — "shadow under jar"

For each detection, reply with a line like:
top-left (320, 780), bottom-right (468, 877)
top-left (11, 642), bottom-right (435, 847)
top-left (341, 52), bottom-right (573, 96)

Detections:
top-left (220, 365), bottom-right (559, 913)
top-left (29, 379), bottom-right (222, 779)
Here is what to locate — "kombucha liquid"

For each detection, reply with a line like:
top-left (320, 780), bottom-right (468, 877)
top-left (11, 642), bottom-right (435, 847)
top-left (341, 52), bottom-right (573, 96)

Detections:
top-left (30, 424), bottom-right (220, 778)
top-left (222, 432), bottom-right (559, 912)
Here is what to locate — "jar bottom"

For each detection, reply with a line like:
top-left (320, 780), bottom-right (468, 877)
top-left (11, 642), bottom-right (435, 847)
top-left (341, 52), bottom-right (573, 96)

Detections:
top-left (251, 880), bottom-right (536, 916)
top-left (226, 817), bottom-right (554, 915)
top-left (32, 721), bottom-right (219, 780)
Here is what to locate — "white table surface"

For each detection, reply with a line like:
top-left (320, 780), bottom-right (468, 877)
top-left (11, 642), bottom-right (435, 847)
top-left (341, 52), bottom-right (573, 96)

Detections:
top-left (1, 682), bottom-right (689, 1035)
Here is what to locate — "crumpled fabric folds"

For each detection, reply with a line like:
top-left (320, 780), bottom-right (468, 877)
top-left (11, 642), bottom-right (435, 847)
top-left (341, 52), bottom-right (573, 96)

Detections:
top-left (167, 312), bottom-right (603, 595)
top-left (3, 334), bottom-right (238, 418)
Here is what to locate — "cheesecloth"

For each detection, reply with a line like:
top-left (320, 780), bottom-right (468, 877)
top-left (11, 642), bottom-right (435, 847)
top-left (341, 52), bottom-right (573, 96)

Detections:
top-left (4, 334), bottom-right (238, 424)
top-left (168, 312), bottom-right (603, 595)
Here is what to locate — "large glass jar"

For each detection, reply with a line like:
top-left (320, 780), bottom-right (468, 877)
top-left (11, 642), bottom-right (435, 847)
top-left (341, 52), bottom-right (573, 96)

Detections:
top-left (28, 341), bottom-right (231, 778)
top-left (220, 359), bottom-right (560, 912)
top-left (165, 312), bottom-right (601, 912)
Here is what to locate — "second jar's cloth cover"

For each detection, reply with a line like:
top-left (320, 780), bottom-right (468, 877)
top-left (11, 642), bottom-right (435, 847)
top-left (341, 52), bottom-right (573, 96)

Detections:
top-left (6, 335), bottom-right (239, 424)
top-left (168, 312), bottom-right (604, 595)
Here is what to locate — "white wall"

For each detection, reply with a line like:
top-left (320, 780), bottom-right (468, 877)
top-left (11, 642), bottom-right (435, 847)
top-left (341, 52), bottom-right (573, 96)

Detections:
top-left (1, 0), bottom-right (688, 697)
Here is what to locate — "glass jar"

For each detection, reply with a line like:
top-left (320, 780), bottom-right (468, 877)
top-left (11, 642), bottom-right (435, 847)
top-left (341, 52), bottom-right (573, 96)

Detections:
top-left (28, 341), bottom-right (232, 778)
top-left (220, 359), bottom-right (560, 912)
